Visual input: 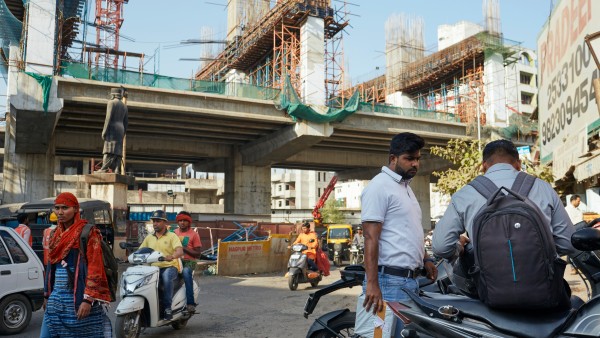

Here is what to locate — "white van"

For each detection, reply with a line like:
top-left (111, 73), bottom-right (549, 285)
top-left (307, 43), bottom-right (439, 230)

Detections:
top-left (0, 226), bottom-right (44, 335)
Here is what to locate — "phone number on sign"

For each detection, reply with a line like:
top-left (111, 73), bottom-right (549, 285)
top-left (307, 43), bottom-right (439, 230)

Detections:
top-left (541, 47), bottom-right (599, 145)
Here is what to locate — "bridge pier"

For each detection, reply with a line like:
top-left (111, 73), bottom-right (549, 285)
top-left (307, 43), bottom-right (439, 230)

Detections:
top-left (224, 150), bottom-right (271, 215)
top-left (3, 45), bottom-right (63, 203)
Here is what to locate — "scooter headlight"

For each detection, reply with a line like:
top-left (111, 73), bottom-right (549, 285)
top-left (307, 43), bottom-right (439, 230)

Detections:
top-left (122, 274), bottom-right (154, 295)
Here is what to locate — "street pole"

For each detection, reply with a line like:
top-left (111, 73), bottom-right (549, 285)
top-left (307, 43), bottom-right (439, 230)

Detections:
top-left (476, 89), bottom-right (481, 152)
top-left (459, 93), bottom-right (482, 152)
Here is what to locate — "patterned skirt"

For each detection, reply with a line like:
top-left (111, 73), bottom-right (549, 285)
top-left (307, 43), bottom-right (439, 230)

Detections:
top-left (44, 266), bottom-right (108, 338)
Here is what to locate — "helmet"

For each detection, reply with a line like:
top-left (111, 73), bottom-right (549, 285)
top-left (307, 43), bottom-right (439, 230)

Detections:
top-left (49, 212), bottom-right (58, 223)
top-left (356, 226), bottom-right (362, 231)
top-left (150, 210), bottom-right (168, 221)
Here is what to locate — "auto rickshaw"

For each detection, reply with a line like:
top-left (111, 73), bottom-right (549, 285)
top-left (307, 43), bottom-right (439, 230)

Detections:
top-left (326, 224), bottom-right (352, 266)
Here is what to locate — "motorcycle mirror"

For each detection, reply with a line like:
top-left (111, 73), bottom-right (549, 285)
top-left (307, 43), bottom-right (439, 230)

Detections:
top-left (572, 228), bottom-right (600, 251)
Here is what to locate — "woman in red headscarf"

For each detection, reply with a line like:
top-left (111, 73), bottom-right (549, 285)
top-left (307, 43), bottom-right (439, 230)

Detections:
top-left (42, 192), bottom-right (112, 337)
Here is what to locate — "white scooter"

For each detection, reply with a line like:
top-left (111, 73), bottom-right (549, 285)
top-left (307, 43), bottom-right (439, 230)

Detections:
top-left (115, 245), bottom-right (200, 338)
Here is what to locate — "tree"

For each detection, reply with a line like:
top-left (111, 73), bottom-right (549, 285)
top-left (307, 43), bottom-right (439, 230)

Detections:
top-left (431, 138), bottom-right (554, 196)
top-left (321, 199), bottom-right (345, 224)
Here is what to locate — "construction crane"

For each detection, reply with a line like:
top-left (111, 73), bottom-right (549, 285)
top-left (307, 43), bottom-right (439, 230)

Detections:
top-left (312, 175), bottom-right (338, 226)
top-left (94, 0), bottom-right (128, 68)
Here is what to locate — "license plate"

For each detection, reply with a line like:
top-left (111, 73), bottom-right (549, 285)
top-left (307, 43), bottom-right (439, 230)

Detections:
top-left (291, 254), bottom-right (301, 259)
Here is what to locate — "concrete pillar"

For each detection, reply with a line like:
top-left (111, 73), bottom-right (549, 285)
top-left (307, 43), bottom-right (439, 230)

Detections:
top-left (224, 150), bottom-right (271, 215)
top-left (85, 174), bottom-right (134, 259)
top-left (226, 0), bottom-right (242, 42)
top-left (484, 52), bottom-right (507, 127)
top-left (411, 174), bottom-right (432, 231)
top-left (300, 16), bottom-right (325, 106)
top-left (2, 45), bottom-right (62, 204)
top-left (24, 0), bottom-right (57, 75)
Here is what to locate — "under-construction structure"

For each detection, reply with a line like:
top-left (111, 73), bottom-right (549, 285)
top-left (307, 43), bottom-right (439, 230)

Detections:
top-left (345, 0), bottom-right (537, 140)
top-left (196, 0), bottom-right (349, 106)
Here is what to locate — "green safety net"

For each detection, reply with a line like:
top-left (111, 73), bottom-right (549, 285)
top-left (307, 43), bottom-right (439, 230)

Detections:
top-left (497, 113), bottom-right (537, 139)
top-left (25, 72), bottom-right (52, 112)
top-left (357, 102), bottom-right (459, 122)
top-left (60, 61), bottom-right (281, 101)
top-left (0, 0), bottom-right (23, 64)
top-left (276, 76), bottom-right (360, 123)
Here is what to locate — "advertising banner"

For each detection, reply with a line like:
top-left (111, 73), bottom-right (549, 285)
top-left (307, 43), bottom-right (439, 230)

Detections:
top-left (538, 0), bottom-right (599, 163)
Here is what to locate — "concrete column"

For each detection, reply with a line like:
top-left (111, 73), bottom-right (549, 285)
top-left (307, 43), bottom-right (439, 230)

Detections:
top-left (300, 16), bottom-right (325, 106)
top-left (226, 0), bottom-right (242, 42)
top-left (24, 0), bottom-right (57, 75)
top-left (484, 52), bottom-right (507, 127)
top-left (410, 174), bottom-right (432, 231)
top-left (85, 174), bottom-right (134, 259)
top-left (2, 45), bottom-right (62, 203)
top-left (224, 150), bottom-right (271, 215)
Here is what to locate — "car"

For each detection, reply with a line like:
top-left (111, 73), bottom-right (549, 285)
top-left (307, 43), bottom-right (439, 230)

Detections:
top-left (0, 226), bottom-right (44, 335)
top-left (14, 198), bottom-right (115, 263)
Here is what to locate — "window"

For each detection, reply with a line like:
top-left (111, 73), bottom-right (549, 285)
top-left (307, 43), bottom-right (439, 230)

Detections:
top-left (0, 236), bottom-right (10, 265)
top-left (0, 230), bottom-right (28, 263)
top-left (323, 172), bottom-right (327, 181)
top-left (520, 52), bottom-right (531, 66)
top-left (285, 184), bottom-right (290, 191)
top-left (318, 172), bottom-right (321, 181)
top-left (318, 188), bottom-right (322, 197)
top-left (278, 201), bottom-right (282, 207)
top-left (278, 185), bottom-right (282, 191)
top-left (521, 93), bottom-right (533, 105)
top-left (285, 200), bottom-right (290, 206)
top-left (94, 209), bottom-right (111, 225)
top-left (520, 72), bottom-right (532, 85)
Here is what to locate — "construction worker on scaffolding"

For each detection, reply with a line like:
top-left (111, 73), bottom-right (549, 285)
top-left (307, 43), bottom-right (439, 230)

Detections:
top-left (293, 222), bottom-right (319, 271)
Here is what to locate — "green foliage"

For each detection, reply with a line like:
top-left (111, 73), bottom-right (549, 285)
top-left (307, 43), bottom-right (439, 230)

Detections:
top-left (431, 138), bottom-right (554, 196)
top-left (321, 199), bottom-right (345, 224)
top-left (431, 139), bottom-right (482, 196)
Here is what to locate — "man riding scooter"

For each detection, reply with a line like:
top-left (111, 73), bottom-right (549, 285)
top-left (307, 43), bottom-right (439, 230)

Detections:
top-left (294, 222), bottom-right (319, 272)
top-left (139, 210), bottom-right (183, 320)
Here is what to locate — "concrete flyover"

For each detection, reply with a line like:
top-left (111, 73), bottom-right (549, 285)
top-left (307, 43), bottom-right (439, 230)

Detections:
top-left (5, 74), bottom-right (467, 223)
top-left (52, 77), bottom-right (466, 173)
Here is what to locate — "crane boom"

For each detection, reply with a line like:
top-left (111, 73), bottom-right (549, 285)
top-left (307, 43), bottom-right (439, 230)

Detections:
top-left (312, 175), bottom-right (338, 225)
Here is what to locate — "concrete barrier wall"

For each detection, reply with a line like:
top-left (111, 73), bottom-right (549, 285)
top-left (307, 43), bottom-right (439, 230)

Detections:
top-left (216, 234), bottom-right (290, 276)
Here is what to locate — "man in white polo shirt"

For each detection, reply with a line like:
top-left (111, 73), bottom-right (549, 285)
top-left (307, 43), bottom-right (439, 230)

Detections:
top-left (356, 132), bottom-right (437, 337)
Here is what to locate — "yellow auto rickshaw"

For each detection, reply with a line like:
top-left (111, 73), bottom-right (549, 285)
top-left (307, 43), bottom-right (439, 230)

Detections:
top-left (326, 224), bottom-right (353, 266)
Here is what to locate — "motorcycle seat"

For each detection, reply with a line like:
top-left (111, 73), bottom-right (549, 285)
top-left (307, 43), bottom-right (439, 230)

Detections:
top-left (421, 292), bottom-right (578, 338)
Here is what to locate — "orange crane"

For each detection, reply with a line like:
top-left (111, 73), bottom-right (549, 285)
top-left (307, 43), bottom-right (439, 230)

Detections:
top-left (312, 175), bottom-right (338, 226)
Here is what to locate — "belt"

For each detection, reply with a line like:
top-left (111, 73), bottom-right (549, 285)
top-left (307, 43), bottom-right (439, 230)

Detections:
top-left (378, 265), bottom-right (417, 279)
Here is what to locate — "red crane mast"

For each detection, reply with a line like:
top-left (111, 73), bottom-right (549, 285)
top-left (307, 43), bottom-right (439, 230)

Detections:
top-left (312, 175), bottom-right (338, 226)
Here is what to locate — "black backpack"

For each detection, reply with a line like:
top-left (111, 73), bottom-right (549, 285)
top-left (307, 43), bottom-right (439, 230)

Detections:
top-left (80, 223), bottom-right (118, 302)
top-left (468, 172), bottom-right (569, 310)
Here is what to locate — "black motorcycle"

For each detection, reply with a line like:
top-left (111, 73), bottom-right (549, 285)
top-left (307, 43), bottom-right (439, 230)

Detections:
top-left (305, 224), bottom-right (600, 338)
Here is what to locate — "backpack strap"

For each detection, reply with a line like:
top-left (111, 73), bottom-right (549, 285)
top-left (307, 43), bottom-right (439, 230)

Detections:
top-left (79, 223), bottom-right (94, 263)
top-left (511, 171), bottom-right (536, 197)
top-left (468, 175), bottom-right (499, 199)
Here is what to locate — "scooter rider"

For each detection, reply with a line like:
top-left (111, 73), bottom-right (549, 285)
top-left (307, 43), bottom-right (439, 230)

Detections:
top-left (293, 222), bottom-right (319, 271)
top-left (139, 210), bottom-right (183, 320)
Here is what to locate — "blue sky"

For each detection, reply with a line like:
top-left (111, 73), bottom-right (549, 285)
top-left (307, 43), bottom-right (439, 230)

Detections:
top-left (1, 0), bottom-right (555, 111)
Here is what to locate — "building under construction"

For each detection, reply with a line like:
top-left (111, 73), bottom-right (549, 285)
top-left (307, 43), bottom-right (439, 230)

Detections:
top-left (196, 0), bottom-right (349, 107)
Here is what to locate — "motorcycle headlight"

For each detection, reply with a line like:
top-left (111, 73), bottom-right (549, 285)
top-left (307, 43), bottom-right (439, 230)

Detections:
top-left (334, 243), bottom-right (342, 251)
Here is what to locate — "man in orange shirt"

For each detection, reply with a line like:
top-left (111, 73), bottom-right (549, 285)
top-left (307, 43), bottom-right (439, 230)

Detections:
top-left (293, 222), bottom-right (319, 271)
top-left (15, 213), bottom-right (32, 246)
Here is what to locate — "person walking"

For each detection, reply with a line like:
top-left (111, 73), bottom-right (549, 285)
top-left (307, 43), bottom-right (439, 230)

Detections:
top-left (174, 211), bottom-right (202, 314)
top-left (42, 192), bottom-right (112, 338)
top-left (15, 213), bottom-right (32, 246)
top-left (355, 132), bottom-right (437, 337)
top-left (565, 195), bottom-right (584, 225)
top-left (42, 212), bottom-right (58, 265)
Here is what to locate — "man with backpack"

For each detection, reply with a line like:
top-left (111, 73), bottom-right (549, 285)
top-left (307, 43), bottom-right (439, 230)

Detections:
top-left (432, 139), bottom-right (578, 310)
